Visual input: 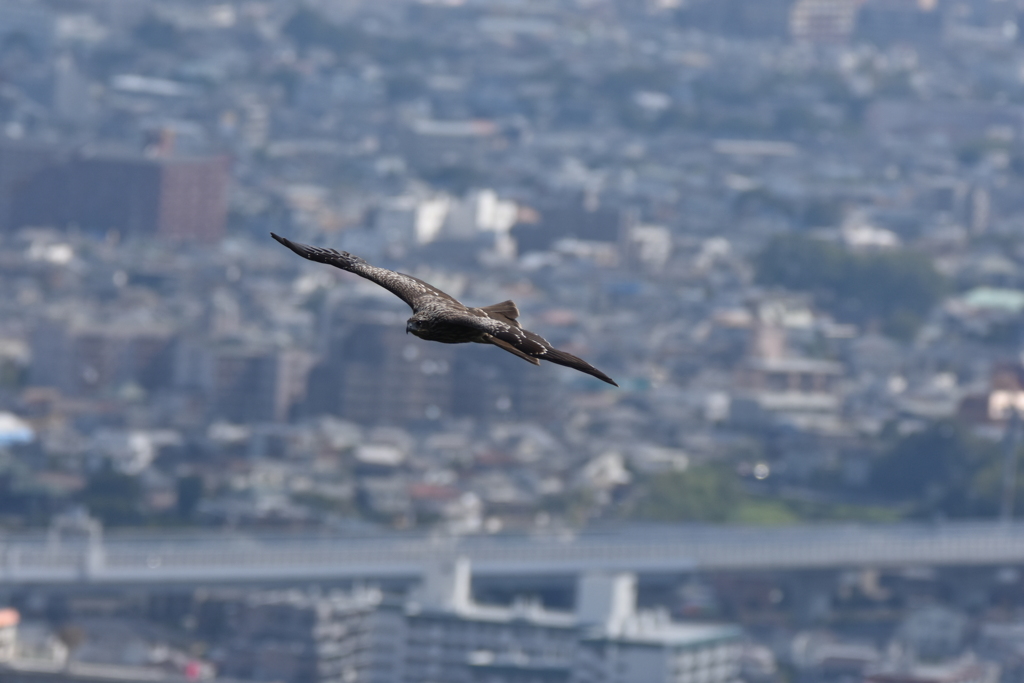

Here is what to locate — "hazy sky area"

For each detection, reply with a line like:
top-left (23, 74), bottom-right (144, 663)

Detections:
top-left (6, 1), bottom-right (1024, 682)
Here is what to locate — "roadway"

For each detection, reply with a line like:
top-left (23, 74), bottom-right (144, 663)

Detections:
top-left (2, 521), bottom-right (1023, 586)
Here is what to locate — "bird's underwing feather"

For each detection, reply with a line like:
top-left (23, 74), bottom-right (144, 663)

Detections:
top-left (487, 324), bottom-right (549, 357)
top-left (270, 233), bottom-right (464, 312)
top-left (484, 334), bottom-right (541, 365)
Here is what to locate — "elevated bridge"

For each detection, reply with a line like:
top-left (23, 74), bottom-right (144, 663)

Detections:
top-left (1, 522), bottom-right (1023, 586)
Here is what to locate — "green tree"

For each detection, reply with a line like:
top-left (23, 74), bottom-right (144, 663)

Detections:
top-left (801, 199), bottom-right (845, 228)
top-left (754, 234), bottom-right (946, 340)
top-left (630, 465), bottom-right (742, 522)
top-left (133, 14), bottom-right (180, 51)
top-left (176, 475), bottom-right (203, 520)
top-left (282, 7), bottom-right (368, 54)
top-left (871, 421), bottom-right (998, 516)
top-left (966, 446), bottom-right (1024, 518)
top-left (81, 462), bottom-right (142, 526)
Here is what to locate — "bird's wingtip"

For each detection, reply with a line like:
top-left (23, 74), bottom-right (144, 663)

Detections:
top-left (270, 233), bottom-right (304, 255)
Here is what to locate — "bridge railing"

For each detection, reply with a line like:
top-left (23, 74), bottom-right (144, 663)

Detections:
top-left (3, 522), bottom-right (1024, 584)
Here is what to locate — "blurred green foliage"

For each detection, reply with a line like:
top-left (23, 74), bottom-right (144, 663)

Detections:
top-left (81, 462), bottom-right (143, 526)
top-left (176, 475), bottom-right (204, 520)
top-left (282, 7), bottom-right (370, 54)
top-left (133, 14), bottom-right (180, 51)
top-left (282, 7), bottom-right (436, 66)
top-left (627, 465), bottom-right (904, 525)
top-left (754, 234), bottom-right (947, 339)
top-left (630, 466), bottom-right (742, 522)
top-left (872, 421), bottom-right (1015, 518)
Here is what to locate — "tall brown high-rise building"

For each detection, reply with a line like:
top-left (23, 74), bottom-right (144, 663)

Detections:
top-left (154, 156), bottom-right (232, 241)
top-left (10, 149), bottom-right (230, 242)
top-left (0, 140), bottom-right (67, 231)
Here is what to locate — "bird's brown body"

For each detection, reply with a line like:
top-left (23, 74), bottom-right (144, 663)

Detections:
top-left (271, 233), bottom-right (618, 386)
top-left (407, 318), bottom-right (483, 344)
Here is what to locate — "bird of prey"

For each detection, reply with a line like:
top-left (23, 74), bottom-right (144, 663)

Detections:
top-left (271, 233), bottom-right (618, 386)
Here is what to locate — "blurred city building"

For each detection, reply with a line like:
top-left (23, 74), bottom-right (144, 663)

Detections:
top-left (196, 558), bottom-right (742, 683)
top-left (12, 151), bottom-right (229, 242)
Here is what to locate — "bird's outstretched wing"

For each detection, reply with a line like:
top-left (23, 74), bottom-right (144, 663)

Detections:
top-left (271, 233), bottom-right (464, 312)
top-left (465, 309), bottom-right (618, 386)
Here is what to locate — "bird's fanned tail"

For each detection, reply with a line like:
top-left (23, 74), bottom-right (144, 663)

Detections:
top-left (486, 326), bottom-right (618, 386)
top-left (540, 347), bottom-right (619, 387)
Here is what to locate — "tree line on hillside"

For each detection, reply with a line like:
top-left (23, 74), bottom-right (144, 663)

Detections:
top-left (626, 422), bottom-right (1018, 524)
top-left (754, 234), bottom-right (947, 340)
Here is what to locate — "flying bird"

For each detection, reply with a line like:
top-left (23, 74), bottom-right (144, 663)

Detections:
top-left (271, 233), bottom-right (618, 386)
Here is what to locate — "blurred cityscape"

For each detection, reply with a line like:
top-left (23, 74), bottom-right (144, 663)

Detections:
top-left (5, 0), bottom-right (1024, 681)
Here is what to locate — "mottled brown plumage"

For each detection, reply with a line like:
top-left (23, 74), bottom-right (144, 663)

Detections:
top-left (271, 233), bottom-right (618, 386)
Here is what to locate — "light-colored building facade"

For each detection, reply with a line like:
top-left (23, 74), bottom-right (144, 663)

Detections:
top-left (573, 573), bottom-right (743, 683)
top-left (0, 608), bottom-right (18, 662)
top-left (203, 558), bottom-right (743, 683)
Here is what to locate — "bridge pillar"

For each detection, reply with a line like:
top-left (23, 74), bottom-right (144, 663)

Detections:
top-left (81, 541), bottom-right (105, 581)
top-left (47, 510), bottom-right (105, 582)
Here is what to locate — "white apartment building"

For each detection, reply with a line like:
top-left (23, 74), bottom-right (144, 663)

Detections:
top-left (207, 557), bottom-right (742, 683)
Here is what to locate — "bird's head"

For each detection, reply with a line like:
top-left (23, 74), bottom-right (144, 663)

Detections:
top-left (406, 315), bottom-right (428, 338)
